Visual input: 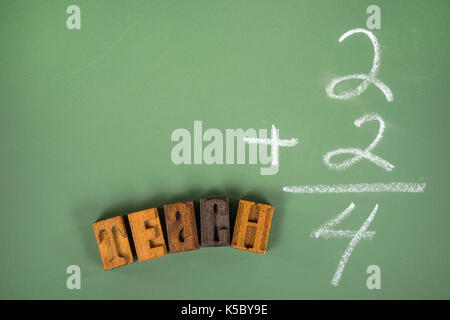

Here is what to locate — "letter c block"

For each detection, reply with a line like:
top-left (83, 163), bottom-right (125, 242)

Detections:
top-left (200, 197), bottom-right (230, 247)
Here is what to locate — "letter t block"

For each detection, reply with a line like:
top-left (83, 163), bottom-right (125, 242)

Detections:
top-left (92, 215), bottom-right (134, 270)
top-left (231, 200), bottom-right (274, 254)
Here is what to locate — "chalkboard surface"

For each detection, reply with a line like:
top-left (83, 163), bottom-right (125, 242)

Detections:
top-left (1, 0), bottom-right (449, 299)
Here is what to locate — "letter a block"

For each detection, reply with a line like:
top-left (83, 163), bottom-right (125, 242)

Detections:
top-left (128, 208), bottom-right (168, 262)
top-left (200, 197), bottom-right (230, 247)
top-left (164, 201), bottom-right (199, 253)
top-left (231, 200), bottom-right (274, 254)
top-left (92, 215), bottom-right (134, 270)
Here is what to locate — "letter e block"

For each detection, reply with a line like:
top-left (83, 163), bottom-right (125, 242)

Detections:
top-left (231, 200), bottom-right (274, 254)
top-left (92, 215), bottom-right (134, 270)
top-left (128, 208), bottom-right (168, 262)
top-left (163, 201), bottom-right (199, 253)
top-left (200, 197), bottom-right (230, 247)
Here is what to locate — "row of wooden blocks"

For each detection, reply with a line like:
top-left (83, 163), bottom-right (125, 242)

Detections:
top-left (92, 199), bottom-right (274, 270)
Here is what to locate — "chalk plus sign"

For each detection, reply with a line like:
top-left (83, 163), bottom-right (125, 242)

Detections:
top-left (244, 124), bottom-right (299, 175)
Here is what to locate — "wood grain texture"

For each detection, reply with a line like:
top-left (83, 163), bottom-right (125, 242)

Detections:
top-left (200, 197), bottom-right (230, 247)
top-left (231, 200), bottom-right (274, 255)
top-left (128, 208), bottom-right (167, 262)
top-left (163, 201), bottom-right (199, 253)
top-left (92, 215), bottom-right (134, 270)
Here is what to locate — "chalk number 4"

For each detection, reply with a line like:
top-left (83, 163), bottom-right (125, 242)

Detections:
top-left (312, 203), bottom-right (379, 286)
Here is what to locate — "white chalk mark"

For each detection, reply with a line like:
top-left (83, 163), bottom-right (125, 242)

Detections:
top-left (282, 182), bottom-right (426, 194)
top-left (326, 28), bottom-right (393, 102)
top-left (330, 204), bottom-right (379, 286)
top-left (323, 113), bottom-right (394, 171)
top-left (244, 125), bottom-right (298, 174)
top-left (312, 203), bottom-right (375, 240)
top-left (311, 203), bottom-right (378, 286)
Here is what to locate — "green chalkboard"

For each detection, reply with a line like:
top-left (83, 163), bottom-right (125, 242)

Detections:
top-left (1, 0), bottom-right (449, 299)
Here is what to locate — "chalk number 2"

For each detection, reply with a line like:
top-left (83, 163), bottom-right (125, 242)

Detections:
top-left (323, 113), bottom-right (395, 171)
top-left (326, 28), bottom-right (393, 102)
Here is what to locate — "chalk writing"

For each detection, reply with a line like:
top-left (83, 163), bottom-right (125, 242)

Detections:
top-left (283, 182), bottom-right (426, 194)
top-left (312, 203), bottom-right (378, 286)
top-left (323, 113), bottom-right (394, 171)
top-left (326, 28), bottom-right (393, 102)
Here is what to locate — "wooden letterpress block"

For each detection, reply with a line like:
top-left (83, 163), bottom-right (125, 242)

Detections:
top-left (200, 197), bottom-right (230, 247)
top-left (92, 215), bottom-right (134, 270)
top-left (163, 201), bottom-right (199, 253)
top-left (128, 208), bottom-right (167, 262)
top-left (231, 200), bottom-right (274, 255)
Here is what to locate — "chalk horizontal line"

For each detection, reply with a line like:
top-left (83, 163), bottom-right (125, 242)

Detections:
top-left (282, 182), bottom-right (426, 194)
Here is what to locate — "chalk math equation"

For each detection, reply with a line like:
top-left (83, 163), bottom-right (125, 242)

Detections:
top-left (278, 27), bottom-right (426, 286)
top-left (164, 12), bottom-right (428, 286)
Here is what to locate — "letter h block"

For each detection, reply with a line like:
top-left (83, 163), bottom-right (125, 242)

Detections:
top-left (164, 201), bottom-right (200, 253)
top-left (92, 215), bottom-right (134, 270)
top-left (231, 200), bottom-right (274, 254)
